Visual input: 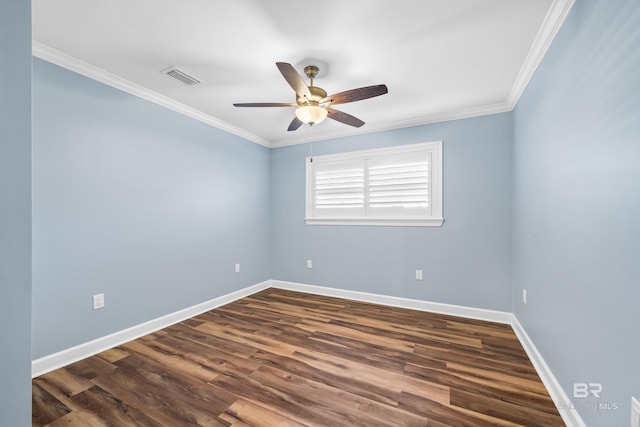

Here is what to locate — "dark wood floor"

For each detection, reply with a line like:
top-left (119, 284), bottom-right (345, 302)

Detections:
top-left (33, 288), bottom-right (565, 426)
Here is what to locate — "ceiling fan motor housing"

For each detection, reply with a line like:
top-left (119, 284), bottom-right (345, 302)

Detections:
top-left (297, 85), bottom-right (327, 106)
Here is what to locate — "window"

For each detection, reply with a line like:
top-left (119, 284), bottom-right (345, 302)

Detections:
top-left (305, 141), bottom-right (443, 226)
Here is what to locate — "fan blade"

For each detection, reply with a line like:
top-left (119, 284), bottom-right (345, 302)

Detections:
top-left (287, 117), bottom-right (304, 132)
top-left (276, 62), bottom-right (311, 99)
top-left (320, 84), bottom-right (388, 105)
top-left (233, 102), bottom-right (296, 107)
top-left (327, 108), bottom-right (365, 128)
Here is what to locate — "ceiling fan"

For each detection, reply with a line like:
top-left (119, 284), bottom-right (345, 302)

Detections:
top-left (233, 62), bottom-right (388, 131)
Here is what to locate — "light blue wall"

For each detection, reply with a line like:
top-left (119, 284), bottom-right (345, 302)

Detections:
top-left (272, 113), bottom-right (513, 310)
top-left (29, 2), bottom-right (640, 424)
top-left (32, 59), bottom-right (271, 358)
top-left (0, 0), bottom-right (32, 425)
top-left (512, 0), bottom-right (640, 425)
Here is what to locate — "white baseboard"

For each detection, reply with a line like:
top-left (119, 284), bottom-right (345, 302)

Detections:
top-left (511, 317), bottom-right (586, 427)
top-left (31, 280), bottom-right (272, 378)
top-left (32, 278), bottom-right (585, 426)
top-left (269, 279), bottom-right (514, 324)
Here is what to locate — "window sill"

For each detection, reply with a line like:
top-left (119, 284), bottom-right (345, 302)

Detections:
top-left (304, 218), bottom-right (444, 227)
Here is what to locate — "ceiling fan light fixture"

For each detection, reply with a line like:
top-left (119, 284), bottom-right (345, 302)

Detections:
top-left (295, 105), bottom-right (328, 125)
top-left (234, 62), bottom-right (388, 131)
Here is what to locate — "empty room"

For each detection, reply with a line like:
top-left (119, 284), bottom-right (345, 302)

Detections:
top-left (1, 0), bottom-right (639, 426)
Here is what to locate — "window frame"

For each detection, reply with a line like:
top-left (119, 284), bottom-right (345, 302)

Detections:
top-left (305, 141), bottom-right (443, 227)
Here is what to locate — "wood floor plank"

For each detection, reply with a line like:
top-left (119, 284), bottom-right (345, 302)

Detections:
top-left (114, 353), bottom-right (239, 412)
top-left (87, 366), bottom-right (226, 426)
top-left (291, 349), bottom-right (451, 406)
top-left (304, 331), bottom-right (411, 372)
top-left (32, 288), bottom-right (565, 426)
top-left (147, 334), bottom-right (262, 376)
top-left (404, 362), bottom-right (557, 413)
top-left (414, 343), bottom-right (540, 381)
top-left (446, 361), bottom-right (549, 394)
top-left (193, 320), bottom-right (301, 357)
top-left (248, 364), bottom-right (430, 427)
top-left (450, 388), bottom-right (563, 426)
top-left (219, 399), bottom-right (310, 427)
top-left (64, 355), bottom-right (118, 381)
top-left (32, 382), bottom-right (71, 427)
top-left (69, 385), bottom-right (165, 426)
top-left (95, 347), bottom-right (129, 364)
top-left (249, 350), bottom-right (402, 407)
top-left (43, 411), bottom-right (109, 427)
top-left (399, 391), bottom-right (521, 427)
top-left (34, 368), bottom-right (94, 399)
top-left (210, 371), bottom-right (348, 427)
top-left (296, 318), bottom-right (417, 352)
top-left (165, 322), bottom-right (259, 359)
top-left (119, 339), bottom-right (220, 382)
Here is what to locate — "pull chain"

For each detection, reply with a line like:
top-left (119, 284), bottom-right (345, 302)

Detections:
top-left (309, 120), bottom-right (314, 161)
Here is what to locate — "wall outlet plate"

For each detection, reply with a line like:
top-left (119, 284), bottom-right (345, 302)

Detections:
top-left (416, 270), bottom-right (423, 280)
top-left (235, 263), bottom-right (240, 273)
top-left (632, 397), bottom-right (640, 427)
top-left (523, 289), bottom-right (527, 304)
top-left (92, 293), bottom-right (105, 310)
top-left (306, 259), bottom-right (313, 269)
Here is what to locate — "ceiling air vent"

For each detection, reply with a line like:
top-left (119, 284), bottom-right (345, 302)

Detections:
top-left (161, 66), bottom-right (200, 86)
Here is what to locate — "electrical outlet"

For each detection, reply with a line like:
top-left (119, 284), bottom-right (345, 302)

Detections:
top-left (235, 263), bottom-right (240, 273)
top-left (632, 397), bottom-right (640, 427)
top-left (92, 293), bottom-right (105, 310)
top-left (306, 259), bottom-right (313, 269)
top-left (416, 269), bottom-right (423, 280)
top-left (523, 289), bottom-right (527, 304)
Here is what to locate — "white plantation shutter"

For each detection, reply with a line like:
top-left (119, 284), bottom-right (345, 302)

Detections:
top-left (313, 160), bottom-right (365, 217)
top-left (368, 152), bottom-right (431, 218)
top-left (306, 141), bottom-right (443, 226)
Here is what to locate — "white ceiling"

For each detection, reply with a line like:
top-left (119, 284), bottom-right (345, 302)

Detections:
top-left (32, 0), bottom-right (573, 147)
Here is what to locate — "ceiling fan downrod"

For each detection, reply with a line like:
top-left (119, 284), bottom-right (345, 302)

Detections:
top-left (304, 65), bottom-right (319, 87)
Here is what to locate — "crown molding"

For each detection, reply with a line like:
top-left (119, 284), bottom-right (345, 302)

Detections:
top-left (507, 0), bottom-right (576, 108)
top-left (270, 0), bottom-right (575, 150)
top-left (31, 42), bottom-right (511, 150)
top-left (31, 41), bottom-right (270, 147)
top-left (32, 0), bottom-right (574, 149)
